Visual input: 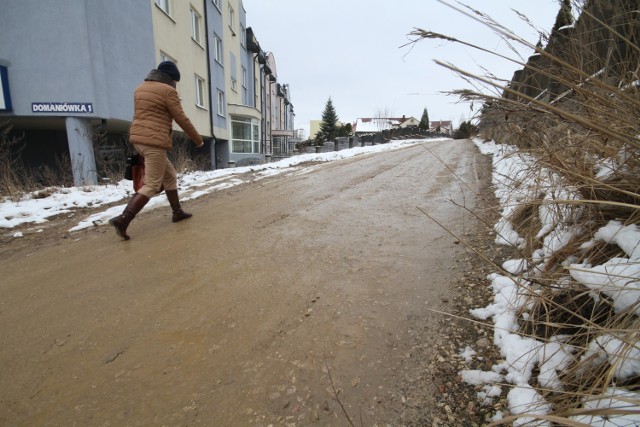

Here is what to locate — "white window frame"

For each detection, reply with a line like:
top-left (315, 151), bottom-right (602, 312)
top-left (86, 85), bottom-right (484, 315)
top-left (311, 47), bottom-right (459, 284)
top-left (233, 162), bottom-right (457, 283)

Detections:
top-left (213, 0), bottom-right (221, 11)
top-left (160, 51), bottom-right (177, 64)
top-left (231, 117), bottom-right (260, 154)
top-left (195, 75), bottom-right (206, 108)
top-left (155, 0), bottom-right (170, 16)
top-left (190, 8), bottom-right (202, 44)
top-left (217, 90), bottom-right (225, 116)
top-left (228, 4), bottom-right (236, 36)
top-left (241, 67), bottom-right (248, 105)
top-left (231, 78), bottom-right (237, 92)
top-left (214, 35), bottom-right (223, 65)
top-left (240, 24), bottom-right (246, 48)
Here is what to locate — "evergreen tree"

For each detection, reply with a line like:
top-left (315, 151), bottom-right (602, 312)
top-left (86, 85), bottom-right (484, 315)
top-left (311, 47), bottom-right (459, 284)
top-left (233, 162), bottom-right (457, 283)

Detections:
top-left (453, 121), bottom-right (479, 139)
top-left (317, 97), bottom-right (339, 143)
top-left (337, 122), bottom-right (353, 137)
top-left (418, 108), bottom-right (430, 130)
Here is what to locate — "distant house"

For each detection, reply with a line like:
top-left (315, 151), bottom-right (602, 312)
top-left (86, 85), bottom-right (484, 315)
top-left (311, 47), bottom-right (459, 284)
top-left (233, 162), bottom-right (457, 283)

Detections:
top-left (430, 121), bottom-right (453, 135)
top-left (396, 116), bottom-right (420, 128)
top-left (309, 120), bottom-right (322, 140)
top-left (309, 119), bottom-right (345, 140)
top-left (353, 115), bottom-right (419, 135)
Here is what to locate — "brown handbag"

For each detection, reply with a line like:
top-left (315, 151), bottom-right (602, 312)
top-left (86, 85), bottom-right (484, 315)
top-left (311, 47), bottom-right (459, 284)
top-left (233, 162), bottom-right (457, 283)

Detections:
top-left (131, 155), bottom-right (145, 192)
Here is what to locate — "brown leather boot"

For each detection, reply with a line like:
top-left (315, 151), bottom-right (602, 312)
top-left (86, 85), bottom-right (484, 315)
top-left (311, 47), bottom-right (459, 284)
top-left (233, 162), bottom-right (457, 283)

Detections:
top-left (108, 193), bottom-right (150, 240)
top-left (165, 189), bottom-right (192, 223)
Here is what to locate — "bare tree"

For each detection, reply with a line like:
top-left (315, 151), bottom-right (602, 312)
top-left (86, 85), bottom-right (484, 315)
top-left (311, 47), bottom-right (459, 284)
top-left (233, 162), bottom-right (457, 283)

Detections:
top-left (373, 107), bottom-right (392, 133)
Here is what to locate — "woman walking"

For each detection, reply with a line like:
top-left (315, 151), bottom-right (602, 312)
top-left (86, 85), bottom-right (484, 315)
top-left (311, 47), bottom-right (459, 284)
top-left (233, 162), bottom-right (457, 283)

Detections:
top-left (110, 61), bottom-right (204, 240)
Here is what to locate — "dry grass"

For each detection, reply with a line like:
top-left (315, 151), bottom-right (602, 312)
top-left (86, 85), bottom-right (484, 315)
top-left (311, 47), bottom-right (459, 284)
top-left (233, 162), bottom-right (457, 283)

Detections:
top-left (169, 133), bottom-right (210, 174)
top-left (92, 131), bottom-right (128, 184)
top-left (0, 122), bottom-right (70, 200)
top-left (0, 121), bottom-right (209, 200)
top-left (0, 122), bottom-right (29, 200)
top-left (410, 0), bottom-right (640, 423)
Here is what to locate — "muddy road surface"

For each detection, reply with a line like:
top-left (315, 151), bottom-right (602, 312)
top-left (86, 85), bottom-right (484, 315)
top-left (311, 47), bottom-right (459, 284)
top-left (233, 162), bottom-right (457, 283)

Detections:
top-left (1, 139), bottom-right (487, 425)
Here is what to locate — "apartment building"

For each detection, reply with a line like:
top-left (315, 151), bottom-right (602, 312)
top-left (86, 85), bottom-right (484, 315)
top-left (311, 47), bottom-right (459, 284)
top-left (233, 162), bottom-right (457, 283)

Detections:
top-left (207, 0), bottom-right (263, 167)
top-left (271, 77), bottom-right (296, 158)
top-left (252, 51), bottom-right (296, 160)
top-left (0, 0), bottom-right (294, 185)
top-left (0, 0), bottom-right (156, 185)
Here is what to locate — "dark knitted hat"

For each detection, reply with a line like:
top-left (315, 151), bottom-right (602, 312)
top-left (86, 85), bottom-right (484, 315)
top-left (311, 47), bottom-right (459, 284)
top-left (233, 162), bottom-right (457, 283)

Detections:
top-left (157, 61), bottom-right (181, 82)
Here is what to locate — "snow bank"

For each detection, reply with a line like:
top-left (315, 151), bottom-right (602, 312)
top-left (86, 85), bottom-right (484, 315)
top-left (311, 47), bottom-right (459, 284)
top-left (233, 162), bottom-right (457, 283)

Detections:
top-left (463, 138), bottom-right (640, 421)
top-left (0, 138), bottom-right (445, 232)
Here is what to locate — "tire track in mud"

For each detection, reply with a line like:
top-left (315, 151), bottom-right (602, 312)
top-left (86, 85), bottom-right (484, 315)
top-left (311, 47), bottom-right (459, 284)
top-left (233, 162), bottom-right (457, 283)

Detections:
top-left (0, 139), bottom-right (487, 425)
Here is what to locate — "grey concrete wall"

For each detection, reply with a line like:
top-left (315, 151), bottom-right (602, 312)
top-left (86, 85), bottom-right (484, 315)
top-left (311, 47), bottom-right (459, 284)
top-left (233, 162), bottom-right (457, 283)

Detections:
top-left (85, 0), bottom-right (156, 121)
top-left (0, 0), bottom-right (156, 184)
top-left (0, 0), bottom-right (155, 122)
top-left (66, 117), bottom-right (97, 185)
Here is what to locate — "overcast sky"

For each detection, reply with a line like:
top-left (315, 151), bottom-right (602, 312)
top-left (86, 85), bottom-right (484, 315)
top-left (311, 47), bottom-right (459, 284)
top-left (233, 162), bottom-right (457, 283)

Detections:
top-left (241, 0), bottom-right (560, 137)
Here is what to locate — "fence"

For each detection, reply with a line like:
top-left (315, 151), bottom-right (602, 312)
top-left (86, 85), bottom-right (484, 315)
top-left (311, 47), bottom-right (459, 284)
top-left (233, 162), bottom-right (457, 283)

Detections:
top-left (299, 137), bottom-right (369, 154)
top-left (298, 127), bottom-right (441, 154)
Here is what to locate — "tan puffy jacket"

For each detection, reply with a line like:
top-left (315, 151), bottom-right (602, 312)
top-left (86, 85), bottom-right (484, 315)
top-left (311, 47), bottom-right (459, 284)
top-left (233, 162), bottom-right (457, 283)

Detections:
top-left (129, 70), bottom-right (204, 149)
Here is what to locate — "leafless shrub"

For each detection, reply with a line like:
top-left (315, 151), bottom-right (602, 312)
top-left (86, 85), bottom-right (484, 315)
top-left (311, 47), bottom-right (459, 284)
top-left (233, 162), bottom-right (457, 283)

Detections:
top-left (33, 153), bottom-right (74, 189)
top-left (169, 133), bottom-right (209, 174)
top-left (93, 131), bottom-right (128, 184)
top-left (0, 121), bottom-right (81, 199)
top-left (0, 121), bottom-right (27, 200)
top-left (0, 122), bottom-right (45, 200)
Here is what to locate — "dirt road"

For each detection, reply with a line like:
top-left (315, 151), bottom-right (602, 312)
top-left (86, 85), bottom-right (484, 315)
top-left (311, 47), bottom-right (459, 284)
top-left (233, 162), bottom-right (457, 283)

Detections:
top-left (0, 139), bottom-right (488, 425)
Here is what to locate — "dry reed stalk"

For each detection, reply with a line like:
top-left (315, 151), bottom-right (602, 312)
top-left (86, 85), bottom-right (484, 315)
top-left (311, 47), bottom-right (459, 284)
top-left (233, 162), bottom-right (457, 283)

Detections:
top-left (411, 0), bottom-right (640, 422)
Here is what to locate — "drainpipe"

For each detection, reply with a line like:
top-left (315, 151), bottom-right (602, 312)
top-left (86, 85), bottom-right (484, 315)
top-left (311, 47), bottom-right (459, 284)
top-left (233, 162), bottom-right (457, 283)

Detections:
top-left (255, 55), bottom-right (267, 155)
top-left (204, 5), bottom-right (216, 168)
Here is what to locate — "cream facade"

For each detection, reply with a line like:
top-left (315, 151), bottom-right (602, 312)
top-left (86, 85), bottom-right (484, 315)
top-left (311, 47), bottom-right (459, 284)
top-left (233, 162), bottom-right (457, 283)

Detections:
top-left (309, 120), bottom-right (322, 140)
top-left (398, 117), bottom-right (419, 127)
top-left (150, 0), bottom-right (211, 139)
top-left (310, 119), bottom-right (344, 141)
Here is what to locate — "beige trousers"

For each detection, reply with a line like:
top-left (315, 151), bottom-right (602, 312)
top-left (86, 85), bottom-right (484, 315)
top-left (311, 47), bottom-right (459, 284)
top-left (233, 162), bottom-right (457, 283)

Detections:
top-left (133, 143), bottom-right (177, 198)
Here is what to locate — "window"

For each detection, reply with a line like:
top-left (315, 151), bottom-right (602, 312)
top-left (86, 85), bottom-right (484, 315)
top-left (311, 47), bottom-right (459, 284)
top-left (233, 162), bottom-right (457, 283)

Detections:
top-left (190, 8), bottom-right (201, 44)
top-left (241, 67), bottom-right (248, 104)
top-left (155, 0), bottom-right (170, 15)
top-left (195, 75), bottom-right (205, 107)
top-left (160, 51), bottom-right (176, 64)
top-left (217, 90), bottom-right (225, 116)
top-left (214, 35), bottom-right (223, 64)
top-left (228, 4), bottom-right (235, 35)
top-left (272, 136), bottom-right (283, 155)
top-left (231, 78), bottom-right (237, 92)
top-left (0, 66), bottom-right (11, 111)
top-left (240, 25), bottom-right (246, 47)
top-left (231, 117), bottom-right (259, 153)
